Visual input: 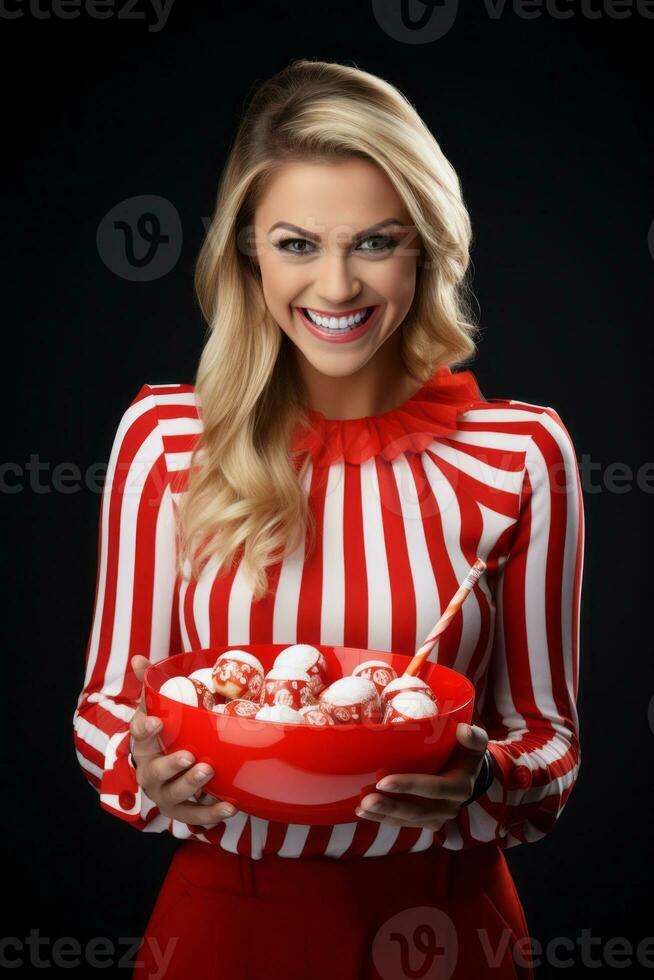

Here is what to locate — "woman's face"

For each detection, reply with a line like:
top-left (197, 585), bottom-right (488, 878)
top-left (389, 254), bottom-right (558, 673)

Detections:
top-left (251, 157), bottom-right (421, 389)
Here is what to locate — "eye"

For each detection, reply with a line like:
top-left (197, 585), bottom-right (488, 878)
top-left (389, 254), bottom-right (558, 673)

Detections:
top-left (356, 235), bottom-right (400, 253)
top-left (274, 234), bottom-right (400, 256)
top-left (275, 237), bottom-right (316, 255)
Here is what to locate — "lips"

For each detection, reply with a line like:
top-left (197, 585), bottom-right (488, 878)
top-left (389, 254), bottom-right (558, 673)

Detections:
top-left (295, 305), bottom-right (381, 345)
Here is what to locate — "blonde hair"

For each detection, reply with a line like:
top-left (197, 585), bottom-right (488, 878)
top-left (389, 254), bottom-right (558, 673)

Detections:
top-left (178, 58), bottom-right (480, 599)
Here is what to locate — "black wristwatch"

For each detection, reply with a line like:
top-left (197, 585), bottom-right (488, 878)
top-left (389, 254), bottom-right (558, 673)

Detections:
top-left (462, 749), bottom-right (494, 806)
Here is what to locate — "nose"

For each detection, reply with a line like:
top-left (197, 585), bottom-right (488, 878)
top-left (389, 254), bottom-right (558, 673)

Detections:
top-left (313, 253), bottom-right (362, 306)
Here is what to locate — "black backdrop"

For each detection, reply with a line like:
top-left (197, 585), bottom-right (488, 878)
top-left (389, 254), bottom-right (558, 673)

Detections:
top-left (12, 1), bottom-right (653, 976)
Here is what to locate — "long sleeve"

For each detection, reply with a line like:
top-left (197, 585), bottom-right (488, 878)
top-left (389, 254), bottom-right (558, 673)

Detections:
top-left (73, 383), bottom-right (183, 831)
top-left (438, 406), bottom-right (585, 851)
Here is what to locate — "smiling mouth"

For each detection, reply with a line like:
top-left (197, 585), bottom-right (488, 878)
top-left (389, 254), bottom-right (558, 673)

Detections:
top-left (300, 306), bottom-right (375, 332)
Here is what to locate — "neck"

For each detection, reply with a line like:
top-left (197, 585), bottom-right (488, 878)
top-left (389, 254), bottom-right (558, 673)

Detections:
top-left (297, 333), bottom-right (421, 420)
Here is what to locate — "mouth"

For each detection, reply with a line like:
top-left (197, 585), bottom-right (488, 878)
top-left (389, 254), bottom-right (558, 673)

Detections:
top-left (295, 305), bottom-right (381, 344)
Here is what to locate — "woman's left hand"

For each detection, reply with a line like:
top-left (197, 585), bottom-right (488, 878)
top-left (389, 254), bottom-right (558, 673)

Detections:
top-left (356, 723), bottom-right (489, 831)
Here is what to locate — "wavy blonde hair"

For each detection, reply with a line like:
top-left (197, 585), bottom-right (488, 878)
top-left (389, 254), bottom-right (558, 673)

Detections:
top-left (178, 58), bottom-right (480, 600)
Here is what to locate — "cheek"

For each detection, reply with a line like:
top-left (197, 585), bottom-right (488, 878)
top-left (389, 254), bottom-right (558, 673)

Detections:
top-left (373, 256), bottom-right (416, 301)
top-left (259, 257), bottom-right (304, 312)
top-left (375, 260), bottom-right (417, 328)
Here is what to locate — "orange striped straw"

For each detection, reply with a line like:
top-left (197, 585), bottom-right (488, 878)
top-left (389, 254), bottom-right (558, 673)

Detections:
top-left (404, 558), bottom-right (487, 678)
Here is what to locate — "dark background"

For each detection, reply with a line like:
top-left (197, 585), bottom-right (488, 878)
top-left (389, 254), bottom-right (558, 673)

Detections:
top-left (13, 0), bottom-right (653, 976)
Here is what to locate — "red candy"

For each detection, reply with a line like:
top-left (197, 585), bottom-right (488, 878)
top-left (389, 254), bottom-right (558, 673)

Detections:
top-left (212, 650), bottom-right (264, 702)
top-left (351, 659), bottom-right (398, 696)
top-left (380, 673), bottom-right (438, 707)
top-left (382, 690), bottom-right (439, 724)
top-left (262, 666), bottom-right (318, 710)
top-left (180, 650), bottom-right (444, 734)
top-left (273, 644), bottom-right (328, 697)
top-left (160, 675), bottom-right (214, 708)
top-left (319, 676), bottom-right (382, 725)
top-left (298, 704), bottom-right (336, 726)
top-left (223, 698), bottom-right (261, 718)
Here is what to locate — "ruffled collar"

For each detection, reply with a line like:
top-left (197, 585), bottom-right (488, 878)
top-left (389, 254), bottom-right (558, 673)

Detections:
top-left (290, 365), bottom-right (483, 466)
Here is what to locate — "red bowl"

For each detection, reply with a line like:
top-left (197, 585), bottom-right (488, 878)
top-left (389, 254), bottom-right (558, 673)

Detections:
top-left (144, 644), bottom-right (475, 825)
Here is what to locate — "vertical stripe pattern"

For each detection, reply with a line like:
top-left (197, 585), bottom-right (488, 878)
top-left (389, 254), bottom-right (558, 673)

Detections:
top-left (73, 384), bottom-right (584, 858)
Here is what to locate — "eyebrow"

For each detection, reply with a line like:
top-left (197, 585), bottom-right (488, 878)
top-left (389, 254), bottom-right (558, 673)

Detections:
top-left (267, 218), bottom-right (407, 242)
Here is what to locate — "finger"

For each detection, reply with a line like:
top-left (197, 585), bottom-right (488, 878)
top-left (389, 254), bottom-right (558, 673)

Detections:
top-left (355, 794), bottom-right (457, 827)
top-left (129, 704), bottom-right (163, 765)
top-left (172, 799), bottom-right (237, 828)
top-left (148, 750), bottom-right (197, 785)
top-left (444, 723), bottom-right (490, 778)
top-left (160, 762), bottom-right (217, 809)
top-left (455, 723), bottom-right (489, 757)
top-left (130, 655), bottom-right (150, 711)
top-left (374, 769), bottom-right (474, 803)
top-left (193, 790), bottom-right (216, 802)
top-left (355, 806), bottom-right (420, 827)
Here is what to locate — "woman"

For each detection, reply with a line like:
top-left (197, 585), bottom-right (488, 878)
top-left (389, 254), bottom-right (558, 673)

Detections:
top-left (73, 59), bottom-right (584, 980)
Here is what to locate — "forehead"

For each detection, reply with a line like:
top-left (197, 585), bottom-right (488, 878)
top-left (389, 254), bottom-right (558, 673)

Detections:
top-left (254, 157), bottom-right (410, 229)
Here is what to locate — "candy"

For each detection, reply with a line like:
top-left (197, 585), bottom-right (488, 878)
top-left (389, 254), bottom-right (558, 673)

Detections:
top-left (274, 644), bottom-right (328, 696)
top-left (254, 704), bottom-right (304, 724)
top-left (319, 676), bottom-right (382, 724)
top-left (212, 650), bottom-right (264, 701)
top-left (382, 690), bottom-right (439, 724)
top-left (351, 659), bottom-right (398, 696)
top-left (189, 667), bottom-right (226, 708)
top-left (160, 675), bottom-right (214, 709)
top-left (211, 702), bottom-right (227, 714)
top-left (298, 704), bottom-right (336, 726)
top-left (380, 673), bottom-right (438, 707)
top-left (262, 665), bottom-right (318, 710)
top-left (223, 698), bottom-right (261, 718)
top-left (189, 667), bottom-right (216, 692)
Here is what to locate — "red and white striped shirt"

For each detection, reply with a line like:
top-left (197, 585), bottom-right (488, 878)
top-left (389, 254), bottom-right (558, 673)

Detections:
top-left (73, 365), bottom-right (584, 859)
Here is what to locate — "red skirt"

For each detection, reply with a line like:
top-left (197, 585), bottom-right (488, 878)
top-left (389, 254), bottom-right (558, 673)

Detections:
top-left (133, 839), bottom-right (534, 980)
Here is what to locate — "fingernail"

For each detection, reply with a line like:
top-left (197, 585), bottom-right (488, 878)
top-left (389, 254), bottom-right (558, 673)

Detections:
top-left (220, 804), bottom-right (236, 817)
top-left (145, 718), bottom-right (160, 733)
top-left (178, 756), bottom-right (193, 767)
top-left (194, 767), bottom-right (212, 782)
top-left (376, 780), bottom-right (397, 792)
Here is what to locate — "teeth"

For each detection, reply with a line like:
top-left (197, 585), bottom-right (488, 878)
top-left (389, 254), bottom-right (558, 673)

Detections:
top-left (305, 307), bottom-right (370, 331)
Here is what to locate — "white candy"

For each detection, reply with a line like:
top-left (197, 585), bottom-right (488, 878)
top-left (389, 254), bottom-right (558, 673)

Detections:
top-left (189, 667), bottom-right (215, 691)
top-left (264, 665), bottom-right (313, 682)
top-left (160, 676), bottom-right (200, 706)
top-left (320, 675), bottom-right (378, 704)
top-left (381, 673), bottom-right (437, 703)
top-left (275, 644), bottom-right (327, 674)
top-left (215, 649), bottom-right (263, 670)
top-left (387, 690), bottom-right (439, 719)
top-left (254, 704), bottom-right (304, 724)
top-left (211, 703), bottom-right (227, 714)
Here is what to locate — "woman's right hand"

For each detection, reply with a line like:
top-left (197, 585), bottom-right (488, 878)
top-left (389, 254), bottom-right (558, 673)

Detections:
top-left (128, 655), bottom-right (237, 828)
